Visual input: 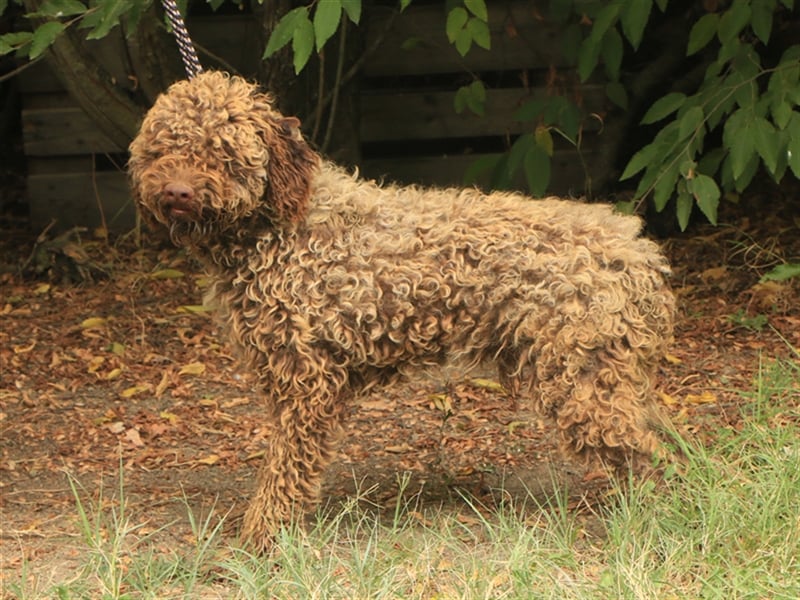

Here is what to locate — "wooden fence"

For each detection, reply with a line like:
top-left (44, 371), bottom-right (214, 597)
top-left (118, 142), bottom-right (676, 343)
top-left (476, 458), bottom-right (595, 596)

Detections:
top-left (20, 2), bottom-right (613, 232)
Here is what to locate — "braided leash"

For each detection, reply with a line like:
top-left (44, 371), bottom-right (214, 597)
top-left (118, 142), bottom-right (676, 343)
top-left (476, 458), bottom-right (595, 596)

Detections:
top-left (160, 0), bottom-right (203, 78)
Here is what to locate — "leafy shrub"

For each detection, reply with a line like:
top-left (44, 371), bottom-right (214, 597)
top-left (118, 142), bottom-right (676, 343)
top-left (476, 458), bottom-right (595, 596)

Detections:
top-left (2, 0), bottom-right (798, 229)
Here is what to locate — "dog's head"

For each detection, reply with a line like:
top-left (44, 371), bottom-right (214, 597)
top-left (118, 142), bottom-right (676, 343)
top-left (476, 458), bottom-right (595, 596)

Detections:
top-left (128, 71), bottom-right (318, 247)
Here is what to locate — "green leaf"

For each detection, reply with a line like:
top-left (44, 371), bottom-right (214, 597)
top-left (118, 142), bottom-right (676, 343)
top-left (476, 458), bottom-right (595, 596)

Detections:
top-left (723, 109), bottom-right (755, 180)
top-left (30, 21), bottom-right (65, 58)
top-left (523, 144), bottom-right (551, 197)
top-left (464, 0), bottom-right (488, 21)
top-left (615, 200), bottom-right (636, 214)
top-left (313, 0), bottom-right (341, 51)
top-left (454, 27), bottom-right (472, 56)
top-left (508, 133), bottom-right (535, 176)
top-left (467, 17), bottom-right (491, 50)
top-left (454, 80), bottom-right (486, 115)
top-left (718, 0), bottom-right (751, 44)
top-left (687, 173), bottom-right (720, 224)
top-left (620, 0), bottom-right (652, 50)
top-left (730, 151), bottom-right (759, 192)
top-left (0, 31), bottom-right (33, 55)
top-left (577, 37), bottom-right (601, 82)
top-left (27, 0), bottom-right (87, 18)
top-left (752, 116), bottom-right (779, 174)
top-left (264, 7), bottom-right (309, 59)
top-left (589, 3), bottom-right (621, 43)
top-left (464, 155), bottom-right (502, 186)
top-left (514, 98), bottom-right (546, 122)
top-left (555, 101), bottom-right (582, 142)
top-left (533, 96), bottom-right (582, 141)
top-left (620, 144), bottom-right (657, 180)
top-left (446, 7), bottom-right (468, 43)
top-left (85, 0), bottom-right (131, 39)
top-left (534, 125), bottom-right (554, 157)
top-left (341, 0), bottom-right (361, 24)
top-left (293, 14), bottom-right (315, 73)
top-left (469, 79), bottom-right (486, 102)
top-left (786, 113), bottom-right (800, 178)
top-left (652, 164), bottom-right (680, 211)
top-left (601, 26), bottom-right (623, 81)
top-left (676, 190), bottom-right (693, 231)
top-left (760, 263), bottom-right (800, 282)
top-left (605, 81), bottom-right (628, 109)
top-left (687, 13), bottom-right (718, 55)
top-left (678, 106), bottom-right (705, 140)
top-left (698, 147), bottom-right (726, 176)
top-left (641, 92), bottom-right (687, 124)
top-left (750, 0), bottom-right (775, 45)
top-left (399, 0), bottom-right (412, 10)
top-left (771, 101), bottom-right (793, 130)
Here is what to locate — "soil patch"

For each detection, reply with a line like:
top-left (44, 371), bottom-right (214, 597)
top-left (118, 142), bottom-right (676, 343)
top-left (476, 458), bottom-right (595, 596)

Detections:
top-left (1, 195), bottom-right (798, 588)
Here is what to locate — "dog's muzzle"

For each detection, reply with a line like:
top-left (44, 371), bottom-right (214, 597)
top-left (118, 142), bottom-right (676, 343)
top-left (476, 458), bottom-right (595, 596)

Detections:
top-left (162, 182), bottom-right (198, 220)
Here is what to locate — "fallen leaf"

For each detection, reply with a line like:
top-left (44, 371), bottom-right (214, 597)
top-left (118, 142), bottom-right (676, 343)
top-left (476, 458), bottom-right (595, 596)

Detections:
top-left (685, 391), bottom-right (717, 405)
top-left (658, 391), bottom-right (678, 406)
top-left (196, 454), bottom-right (220, 466)
top-left (155, 369), bottom-right (172, 397)
top-left (506, 420), bottom-right (528, 434)
top-left (359, 398), bottom-right (391, 410)
top-left (700, 266), bottom-right (727, 283)
top-left (471, 378), bottom-right (505, 392)
top-left (222, 397), bottom-right (251, 409)
top-left (87, 356), bottom-right (105, 373)
top-left (13, 341), bottom-right (36, 354)
top-left (429, 393), bottom-right (452, 412)
top-left (385, 443), bottom-right (414, 453)
top-left (179, 362), bottom-right (206, 376)
top-left (125, 428), bottom-right (144, 447)
top-left (177, 305), bottom-right (212, 314)
top-left (664, 353), bottom-right (682, 365)
top-left (80, 317), bottom-right (107, 329)
top-left (107, 421), bottom-right (125, 434)
top-left (149, 268), bottom-right (185, 279)
top-left (105, 368), bottom-right (123, 380)
top-left (160, 411), bottom-right (179, 424)
top-left (121, 384), bottom-right (150, 398)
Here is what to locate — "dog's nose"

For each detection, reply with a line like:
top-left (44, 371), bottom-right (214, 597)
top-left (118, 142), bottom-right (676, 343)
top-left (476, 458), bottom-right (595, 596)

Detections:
top-left (162, 182), bottom-right (196, 219)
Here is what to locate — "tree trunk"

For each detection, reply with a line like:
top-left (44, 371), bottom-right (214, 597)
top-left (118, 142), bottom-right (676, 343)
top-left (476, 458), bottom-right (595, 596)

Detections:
top-left (22, 0), bottom-right (183, 148)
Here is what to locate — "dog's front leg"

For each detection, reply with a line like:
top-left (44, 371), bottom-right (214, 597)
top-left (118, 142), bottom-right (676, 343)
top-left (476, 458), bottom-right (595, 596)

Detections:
top-left (239, 346), bottom-right (348, 554)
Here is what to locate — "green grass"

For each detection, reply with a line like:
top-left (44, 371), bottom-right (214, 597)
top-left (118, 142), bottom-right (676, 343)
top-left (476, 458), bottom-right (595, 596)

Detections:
top-left (7, 357), bottom-right (799, 599)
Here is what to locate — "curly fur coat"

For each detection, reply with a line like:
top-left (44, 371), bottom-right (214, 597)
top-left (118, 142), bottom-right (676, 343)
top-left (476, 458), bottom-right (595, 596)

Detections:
top-left (128, 71), bottom-right (675, 552)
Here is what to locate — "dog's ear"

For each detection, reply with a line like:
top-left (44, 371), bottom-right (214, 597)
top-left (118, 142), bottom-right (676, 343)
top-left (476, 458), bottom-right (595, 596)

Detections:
top-left (262, 116), bottom-right (319, 224)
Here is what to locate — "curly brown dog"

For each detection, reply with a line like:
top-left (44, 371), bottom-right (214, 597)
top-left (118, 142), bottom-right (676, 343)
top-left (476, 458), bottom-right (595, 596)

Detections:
top-left (129, 71), bottom-right (675, 552)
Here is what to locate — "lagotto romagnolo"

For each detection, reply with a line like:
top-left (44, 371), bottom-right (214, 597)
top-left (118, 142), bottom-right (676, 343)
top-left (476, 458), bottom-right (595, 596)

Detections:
top-left (129, 71), bottom-right (676, 553)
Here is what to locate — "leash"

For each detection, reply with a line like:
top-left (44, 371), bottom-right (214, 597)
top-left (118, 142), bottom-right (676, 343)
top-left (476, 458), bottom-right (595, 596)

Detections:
top-left (160, 0), bottom-right (203, 78)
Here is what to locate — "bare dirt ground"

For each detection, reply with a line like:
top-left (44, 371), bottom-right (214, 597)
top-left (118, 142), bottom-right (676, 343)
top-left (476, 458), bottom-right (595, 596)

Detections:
top-left (1, 191), bottom-right (799, 591)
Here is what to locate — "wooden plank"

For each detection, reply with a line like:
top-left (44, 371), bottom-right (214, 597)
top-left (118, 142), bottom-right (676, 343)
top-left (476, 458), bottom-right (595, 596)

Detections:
top-left (364, 1), bottom-right (573, 77)
top-left (360, 86), bottom-right (606, 142)
top-left (361, 150), bottom-right (598, 197)
top-left (22, 105), bottom-right (123, 156)
top-left (27, 170), bottom-right (135, 232)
